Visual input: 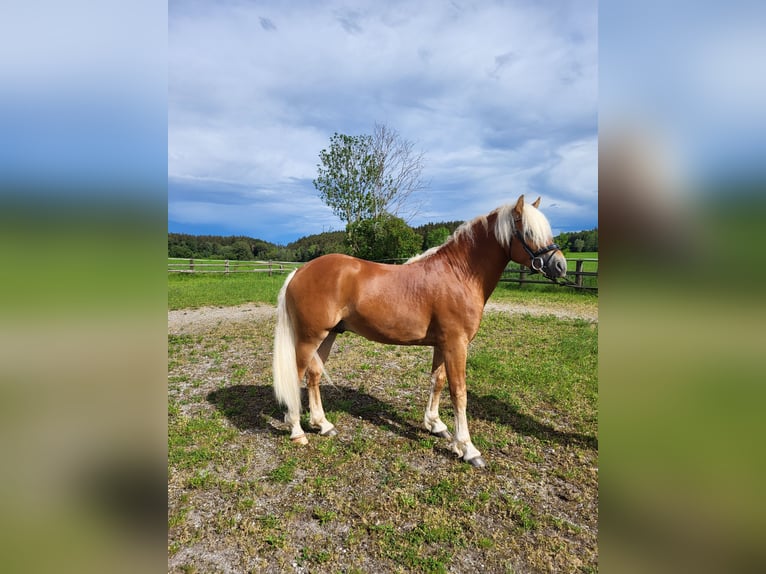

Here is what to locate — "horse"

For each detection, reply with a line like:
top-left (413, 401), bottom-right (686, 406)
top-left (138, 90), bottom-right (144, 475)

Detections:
top-left (272, 194), bottom-right (566, 467)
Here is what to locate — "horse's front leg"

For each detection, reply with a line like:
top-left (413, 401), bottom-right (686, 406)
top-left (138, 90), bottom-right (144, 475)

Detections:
top-left (423, 347), bottom-right (451, 439)
top-left (443, 341), bottom-right (486, 468)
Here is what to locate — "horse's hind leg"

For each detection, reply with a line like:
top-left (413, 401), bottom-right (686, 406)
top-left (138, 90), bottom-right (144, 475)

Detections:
top-left (306, 333), bottom-right (337, 436)
top-left (424, 347), bottom-right (452, 439)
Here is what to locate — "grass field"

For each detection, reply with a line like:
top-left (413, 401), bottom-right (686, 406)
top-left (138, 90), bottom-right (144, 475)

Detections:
top-left (168, 255), bottom-right (598, 310)
top-left (168, 268), bottom-right (598, 572)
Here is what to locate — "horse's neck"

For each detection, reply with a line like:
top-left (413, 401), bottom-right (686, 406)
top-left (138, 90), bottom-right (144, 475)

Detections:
top-left (441, 215), bottom-right (510, 302)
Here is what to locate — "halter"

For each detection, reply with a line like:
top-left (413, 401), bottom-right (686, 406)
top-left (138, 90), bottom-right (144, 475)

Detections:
top-left (512, 219), bottom-right (561, 278)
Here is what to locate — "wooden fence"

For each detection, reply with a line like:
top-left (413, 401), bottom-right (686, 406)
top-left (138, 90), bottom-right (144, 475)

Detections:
top-left (500, 258), bottom-right (598, 290)
top-left (167, 258), bottom-right (296, 275)
top-left (168, 257), bottom-right (598, 290)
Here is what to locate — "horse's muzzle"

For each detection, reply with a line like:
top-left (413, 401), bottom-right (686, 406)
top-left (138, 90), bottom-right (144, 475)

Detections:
top-left (543, 252), bottom-right (567, 279)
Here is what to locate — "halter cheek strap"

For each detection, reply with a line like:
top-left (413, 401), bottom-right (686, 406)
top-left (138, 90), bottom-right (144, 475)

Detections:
top-left (513, 230), bottom-right (560, 274)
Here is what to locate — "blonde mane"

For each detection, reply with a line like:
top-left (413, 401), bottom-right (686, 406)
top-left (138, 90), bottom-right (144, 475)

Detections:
top-left (406, 201), bottom-right (553, 264)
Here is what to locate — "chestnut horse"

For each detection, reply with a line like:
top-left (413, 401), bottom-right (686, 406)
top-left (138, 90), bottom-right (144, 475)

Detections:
top-left (273, 195), bottom-right (566, 467)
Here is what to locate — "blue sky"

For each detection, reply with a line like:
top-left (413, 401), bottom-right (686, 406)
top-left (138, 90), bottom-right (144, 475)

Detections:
top-left (169, 0), bottom-right (598, 244)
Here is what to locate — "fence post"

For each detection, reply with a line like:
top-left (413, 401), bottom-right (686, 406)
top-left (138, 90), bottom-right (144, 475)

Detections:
top-left (189, 258), bottom-right (194, 272)
top-left (225, 259), bottom-right (229, 274)
top-left (268, 261), bottom-right (272, 276)
top-left (519, 267), bottom-right (527, 286)
top-left (575, 260), bottom-right (584, 288)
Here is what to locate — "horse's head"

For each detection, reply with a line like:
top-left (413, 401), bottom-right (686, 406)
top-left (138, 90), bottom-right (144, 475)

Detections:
top-left (509, 195), bottom-right (567, 280)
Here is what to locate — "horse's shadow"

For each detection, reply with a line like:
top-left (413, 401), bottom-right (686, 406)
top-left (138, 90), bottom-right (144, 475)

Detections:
top-left (206, 384), bottom-right (423, 443)
top-left (466, 390), bottom-right (597, 450)
top-left (207, 384), bottom-right (596, 451)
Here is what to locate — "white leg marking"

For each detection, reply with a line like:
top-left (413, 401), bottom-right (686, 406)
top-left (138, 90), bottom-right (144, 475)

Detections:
top-left (450, 408), bottom-right (482, 462)
top-left (423, 369), bottom-right (449, 435)
top-left (308, 382), bottom-right (336, 436)
top-left (285, 412), bottom-right (308, 445)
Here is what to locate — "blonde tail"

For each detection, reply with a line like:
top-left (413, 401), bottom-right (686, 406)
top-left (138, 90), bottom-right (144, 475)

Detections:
top-left (272, 270), bottom-right (301, 419)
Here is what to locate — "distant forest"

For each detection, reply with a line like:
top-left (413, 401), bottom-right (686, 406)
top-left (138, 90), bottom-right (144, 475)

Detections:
top-left (168, 224), bottom-right (597, 262)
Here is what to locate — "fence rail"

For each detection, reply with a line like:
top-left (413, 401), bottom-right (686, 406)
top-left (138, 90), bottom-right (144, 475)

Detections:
top-left (168, 257), bottom-right (598, 290)
top-left (167, 258), bottom-right (296, 275)
top-left (500, 258), bottom-right (598, 291)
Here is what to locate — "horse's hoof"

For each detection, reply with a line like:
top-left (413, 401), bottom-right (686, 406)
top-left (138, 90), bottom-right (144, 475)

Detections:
top-left (320, 427), bottom-right (338, 437)
top-left (291, 434), bottom-right (308, 445)
top-left (466, 456), bottom-right (486, 468)
top-left (432, 429), bottom-right (452, 440)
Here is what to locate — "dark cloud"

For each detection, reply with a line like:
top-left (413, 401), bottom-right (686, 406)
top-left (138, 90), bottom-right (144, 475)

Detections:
top-left (259, 17), bottom-right (277, 31)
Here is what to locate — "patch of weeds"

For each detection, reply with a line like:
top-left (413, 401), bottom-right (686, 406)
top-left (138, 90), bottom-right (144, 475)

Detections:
top-left (311, 475), bottom-right (338, 495)
top-left (461, 488), bottom-right (491, 512)
top-left (168, 410), bottom-right (237, 469)
top-left (255, 514), bottom-right (287, 549)
top-left (168, 505), bottom-right (189, 528)
top-left (418, 436), bottom-right (437, 449)
top-left (524, 448), bottom-right (543, 463)
top-left (503, 496), bottom-right (538, 532)
top-left (476, 536), bottom-right (494, 549)
top-left (230, 363), bottom-right (248, 382)
top-left (263, 532), bottom-right (286, 548)
top-left (168, 374), bottom-right (190, 386)
top-left (268, 457), bottom-right (297, 483)
top-left (316, 438), bottom-right (339, 457)
top-left (186, 469), bottom-right (213, 489)
top-left (421, 479), bottom-right (461, 506)
top-left (312, 507), bottom-right (338, 525)
top-left (472, 434), bottom-right (491, 451)
top-left (397, 492), bottom-right (417, 509)
top-left (349, 427), bottom-right (372, 454)
top-left (548, 516), bottom-right (583, 534)
top-left (372, 519), bottom-right (458, 573)
top-left (258, 514), bottom-right (279, 529)
top-left (299, 546), bottom-right (331, 565)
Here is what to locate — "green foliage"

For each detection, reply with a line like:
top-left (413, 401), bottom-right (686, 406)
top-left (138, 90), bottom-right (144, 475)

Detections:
top-left (346, 213), bottom-right (422, 261)
top-left (288, 230), bottom-right (347, 261)
top-left (168, 233), bottom-right (291, 261)
top-left (555, 228), bottom-right (598, 252)
top-left (313, 132), bottom-right (383, 224)
top-left (423, 226), bottom-right (451, 249)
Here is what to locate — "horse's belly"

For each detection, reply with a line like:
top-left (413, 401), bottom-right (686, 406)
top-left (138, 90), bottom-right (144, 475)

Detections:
top-left (344, 316), bottom-right (432, 346)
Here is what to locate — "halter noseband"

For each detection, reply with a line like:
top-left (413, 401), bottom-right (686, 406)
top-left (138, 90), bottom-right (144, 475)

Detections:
top-left (512, 221), bottom-right (561, 277)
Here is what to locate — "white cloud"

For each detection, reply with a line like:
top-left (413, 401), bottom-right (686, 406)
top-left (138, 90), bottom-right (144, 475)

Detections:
top-left (545, 137), bottom-right (598, 201)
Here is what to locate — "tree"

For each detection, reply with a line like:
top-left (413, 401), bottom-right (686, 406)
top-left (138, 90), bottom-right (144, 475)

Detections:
top-left (368, 123), bottom-right (426, 221)
top-left (424, 226), bottom-right (451, 249)
top-left (231, 240), bottom-right (254, 260)
top-left (314, 133), bottom-right (381, 225)
top-left (346, 213), bottom-right (422, 262)
top-left (313, 123), bottom-right (426, 226)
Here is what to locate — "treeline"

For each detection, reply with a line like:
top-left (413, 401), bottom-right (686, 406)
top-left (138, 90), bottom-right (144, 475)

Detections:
top-left (555, 228), bottom-right (598, 252)
top-left (168, 224), bottom-right (597, 262)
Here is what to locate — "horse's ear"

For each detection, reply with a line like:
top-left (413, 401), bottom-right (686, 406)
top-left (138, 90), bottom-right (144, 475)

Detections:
top-left (532, 197), bottom-right (541, 209)
top-left (513, 195), bottom-right (525, 216)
